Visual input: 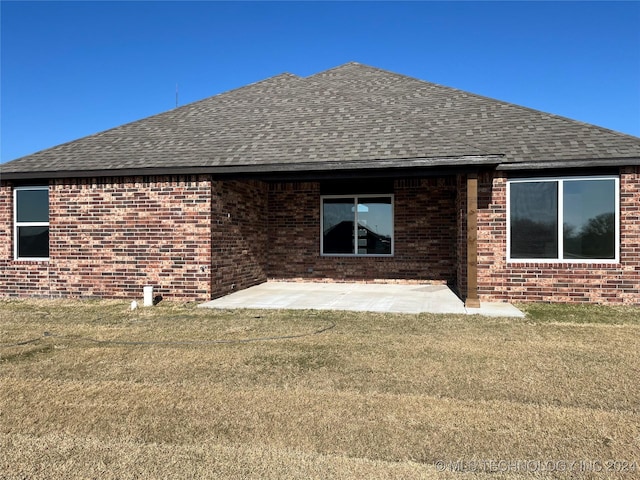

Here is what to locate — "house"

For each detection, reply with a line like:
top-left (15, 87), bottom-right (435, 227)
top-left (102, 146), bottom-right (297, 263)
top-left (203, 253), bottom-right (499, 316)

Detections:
top-left (1, 62), bottom-right (639, 305)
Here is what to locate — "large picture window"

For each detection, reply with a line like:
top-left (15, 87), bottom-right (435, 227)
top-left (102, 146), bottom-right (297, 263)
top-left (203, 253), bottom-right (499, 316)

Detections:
top-left (321, 195), bottom-right (393, 256)
top-left (14, 186), bottom-right (50, 260)
top-left (508, 177), bottom-right (618, 262)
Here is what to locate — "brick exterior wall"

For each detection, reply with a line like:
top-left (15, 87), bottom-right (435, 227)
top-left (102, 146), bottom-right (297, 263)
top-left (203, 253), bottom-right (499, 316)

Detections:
top-left (266, 177), bottom-right (457, 284)
top-left (0, 176), bottom-right (212, 301)
top-left (475, 167), bottom-right (640, 304)
top-left (211, 180), bottom-right (268, 298)
top-left (0, 181), bottom-right (12, 261)
top-left (3, 168), bottom-right (637, 304)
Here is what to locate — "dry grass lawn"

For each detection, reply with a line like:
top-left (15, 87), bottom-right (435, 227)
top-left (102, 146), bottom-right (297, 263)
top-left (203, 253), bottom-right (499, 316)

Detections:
top-left (0, 299), bottom-right (639, 479)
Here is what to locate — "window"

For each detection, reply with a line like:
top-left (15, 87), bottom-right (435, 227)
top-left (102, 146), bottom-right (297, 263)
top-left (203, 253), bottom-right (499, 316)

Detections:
top-left (507, 177), bottom-right (618, 262)
top-left (321, 195), bottom-right (393, 256)
top-left (14, 186), bottom-right (49, 260)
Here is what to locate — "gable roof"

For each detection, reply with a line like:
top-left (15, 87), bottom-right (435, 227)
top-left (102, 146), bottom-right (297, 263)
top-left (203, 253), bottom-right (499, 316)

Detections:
top-left (3, 62), bottom-right (640, 179)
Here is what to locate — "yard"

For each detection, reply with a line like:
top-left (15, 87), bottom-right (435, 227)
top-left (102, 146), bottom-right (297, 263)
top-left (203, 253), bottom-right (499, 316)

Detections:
top-left (0, 299), bottom-right (638, 479)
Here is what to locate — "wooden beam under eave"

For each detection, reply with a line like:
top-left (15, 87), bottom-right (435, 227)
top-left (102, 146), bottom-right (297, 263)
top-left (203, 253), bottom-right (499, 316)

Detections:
top-left (465, 173), bottom-right (481, 308)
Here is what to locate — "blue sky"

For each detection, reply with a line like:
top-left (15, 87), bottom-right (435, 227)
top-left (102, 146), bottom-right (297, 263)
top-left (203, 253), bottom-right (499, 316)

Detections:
top-left (1, 1), bottom-right (639, 163)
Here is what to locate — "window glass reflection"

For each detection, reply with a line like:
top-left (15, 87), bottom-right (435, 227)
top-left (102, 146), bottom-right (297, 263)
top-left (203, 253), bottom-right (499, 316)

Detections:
top-left (357, 197), bottom-right (392, 254)
top-left (510, 182), bottom-right (558, 258)
top-left (323, 198), bottom-right (355, 254)
top-left (563, 180), bottom-right (615, 259)
top-left (18, 226), bottom-right (50, 258)
top-left (16, 189), bottom-right (49, 223)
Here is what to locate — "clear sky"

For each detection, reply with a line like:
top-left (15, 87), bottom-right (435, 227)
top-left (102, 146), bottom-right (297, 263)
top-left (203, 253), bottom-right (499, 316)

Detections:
top-left (1, 1), bottom-right (639, 163)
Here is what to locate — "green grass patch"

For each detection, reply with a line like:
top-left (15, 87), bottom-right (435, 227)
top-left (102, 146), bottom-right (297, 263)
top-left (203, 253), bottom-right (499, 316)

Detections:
top-left (518, 302), bottom-right (640, 324)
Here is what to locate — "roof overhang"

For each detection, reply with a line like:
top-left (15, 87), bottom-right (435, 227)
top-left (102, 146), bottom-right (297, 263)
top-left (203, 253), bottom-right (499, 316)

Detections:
top-left (1, 155), bottom-right (503, 181)
top-left (3, 155), bottom-right (638, 181)
top-left (496, 157), bottom-right (640, 171)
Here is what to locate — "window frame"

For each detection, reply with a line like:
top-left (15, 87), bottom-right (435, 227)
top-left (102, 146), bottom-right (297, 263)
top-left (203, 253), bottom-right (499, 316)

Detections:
top-left (506, 175), bottom-right (620, 264)
top-left (320, 194), bottom-right (394, 257)
top-left (14, 186), bottom-right (50, 261)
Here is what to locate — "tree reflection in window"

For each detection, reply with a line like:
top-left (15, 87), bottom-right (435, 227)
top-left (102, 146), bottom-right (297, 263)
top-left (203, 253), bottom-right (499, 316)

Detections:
top-left (563, 179), bottom-right (615, 259)
top-left (509, 178), bottom-right (617, 261)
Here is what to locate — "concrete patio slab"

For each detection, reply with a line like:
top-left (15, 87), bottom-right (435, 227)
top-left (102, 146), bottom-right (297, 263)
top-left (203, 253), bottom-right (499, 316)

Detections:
top-left (199, 282), bottom-right (525, 317)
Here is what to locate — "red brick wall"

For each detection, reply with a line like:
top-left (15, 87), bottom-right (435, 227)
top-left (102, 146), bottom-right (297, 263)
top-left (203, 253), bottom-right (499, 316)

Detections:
top-left (0, 176), bottom-right (212, 301)
top-left (211, 180), bottom-right (268, 298)
top-left (4, 168), bottom-right (636, 304)
top-left (476, 167), bottom-right (640, 304)
top-left (0, 180), bottom-right (12, 260)
top-left (267, 182), bottom-right (321, 278)
top-left (2, 175), bottom-right (459, 300)
top-left (266, 178), bottom-right (457, 284)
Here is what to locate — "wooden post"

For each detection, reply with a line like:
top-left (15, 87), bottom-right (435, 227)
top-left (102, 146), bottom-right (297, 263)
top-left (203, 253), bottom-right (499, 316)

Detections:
top-left (465, 173), bottom-right (481, 308)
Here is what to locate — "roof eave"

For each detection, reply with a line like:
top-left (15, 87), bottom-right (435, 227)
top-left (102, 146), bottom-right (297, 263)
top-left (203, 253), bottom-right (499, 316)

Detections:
top-left (496, 157), bottom-right (640, 171)
top-left (1, 155), bottom-right (503, 181)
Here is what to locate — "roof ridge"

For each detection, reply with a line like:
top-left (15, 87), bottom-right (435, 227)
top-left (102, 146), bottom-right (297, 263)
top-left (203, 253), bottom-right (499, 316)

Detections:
top-left (402, 73), bottom-right (640, 142)
top-left (304, 66), bottom-right (500, 157)
top-left (326, 63), bottom-right (640, 142)
top-left (171, 71), bottom-right (302, 113)
top-left (365, 64), bottom-right (640, 142)
top-left (303, 61), bottom-right (370, 79)
top-left (3, 71), bottom-right (303, 164)
top-left (482, 95), bottom-right (640, 142)
top-left (3, 63), bottom-right (638, 175)
top-left (310, 61), bottom-right (449, 87)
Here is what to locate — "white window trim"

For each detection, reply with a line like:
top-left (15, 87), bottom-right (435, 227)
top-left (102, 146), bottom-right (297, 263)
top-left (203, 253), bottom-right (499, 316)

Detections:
top-left (506, 175), bottom-right (620, 264)
top-left (14, 186), bottom-right (50, 261)
top-left (320, 194), bottom-right (394, 257)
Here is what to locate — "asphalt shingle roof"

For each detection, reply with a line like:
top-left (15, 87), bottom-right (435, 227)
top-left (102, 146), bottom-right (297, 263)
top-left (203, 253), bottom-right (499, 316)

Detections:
top-left (3, 62), bottom-right (639, 178)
